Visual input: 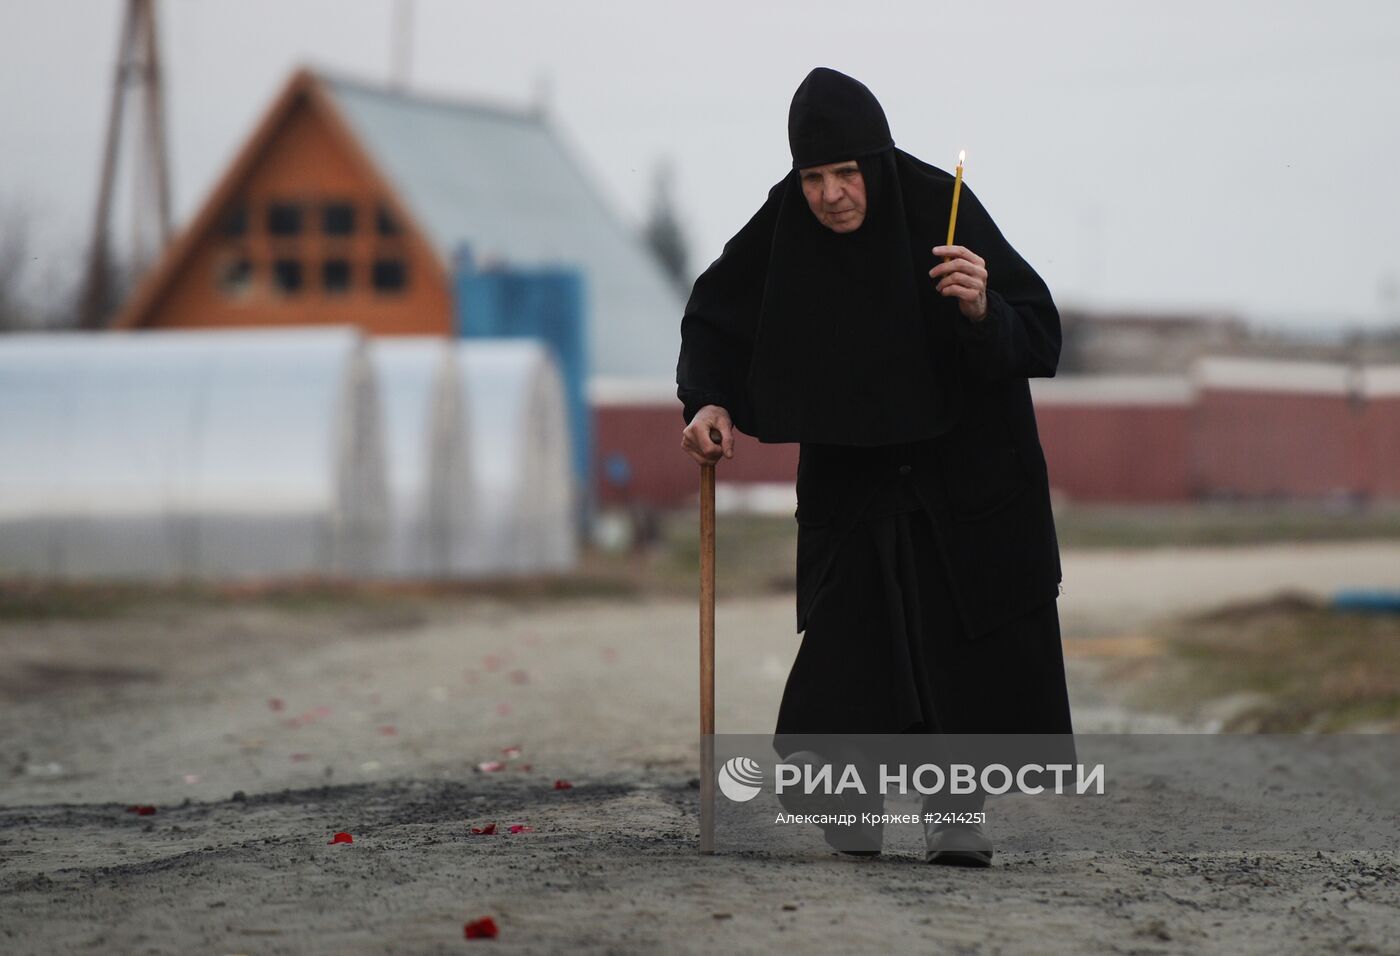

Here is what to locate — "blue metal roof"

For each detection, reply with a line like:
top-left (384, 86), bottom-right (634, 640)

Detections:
top-left (322, 74), bottom-right (684, 384)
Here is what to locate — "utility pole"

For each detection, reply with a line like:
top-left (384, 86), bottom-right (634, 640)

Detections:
top-left (391, 0), bottom-right (414, 91)
top-left (79, 0), bottom-right (172, 330)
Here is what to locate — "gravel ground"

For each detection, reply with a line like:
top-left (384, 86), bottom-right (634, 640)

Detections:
top-left (2, 541), bottom-right (1399, 954)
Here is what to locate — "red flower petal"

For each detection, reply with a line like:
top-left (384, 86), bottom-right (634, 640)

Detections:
top-left (508, 669), bottom-right (529, 685)
top-left (482, 654), bottom-right (503, 672)
top-left (507, 824), bottom-right (533, 834)
top-left (328, 831), bottom-right (353, 844)
top-left (464, 916), bottom-right (499, 939)
top-left (494, 702), bottom-right (512, 717)
top-left (470, 823), bottom-right (497, 835)
top-left (290, 752), bottom-right (312, 762)
top-left (601, 647), bottom-right (619, 663)
top-left (126, 804), bottom-right (157, 815)
top-left (378, 725), bottom-right (398, 736)
top-left (553, 779), bottom-right (573, 790)
top-left (518, 763), bottom-right (533, 772)
top-left (268, 697), bottom-right (285, 711)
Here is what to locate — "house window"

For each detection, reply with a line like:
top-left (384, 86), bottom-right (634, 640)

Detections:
top-left (376, 203), bottom-right (401, 237)
top-left (372, 258), bottom-right (407, 292)
top-left (267, 202), bottom-right (303, 237)
top-left (321, 259), bottom-right (351, 293)
top-left (322, 202), bottom-right (356, 236)
top-left (272, 258), bottom-right (303, 293)
top-left (221, 203), bottom-right (248, 238)
top-left (218, 256), bottom-right (253, 296)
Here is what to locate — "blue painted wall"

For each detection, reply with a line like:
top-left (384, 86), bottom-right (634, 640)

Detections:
top-left (453, 247), bottom-right (593, 522)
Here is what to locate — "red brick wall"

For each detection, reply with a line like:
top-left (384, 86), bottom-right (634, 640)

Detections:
top-left (594, 379), bottom-right (1397, 507)
top-left (1035, 405), bottom-right (1192, 502)
top-left (1363, 396), bottom-right (1400, 498)
top-left (593, 403), bottom-right (797, 507)
top-left (1191, 390), bottom-right (1364, 498)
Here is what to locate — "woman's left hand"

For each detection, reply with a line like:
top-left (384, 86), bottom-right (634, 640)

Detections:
top-left (930, 245), bottom-right (989, 321)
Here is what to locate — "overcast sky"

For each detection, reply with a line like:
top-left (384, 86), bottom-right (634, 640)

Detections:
top-left (2, 0), bottom-right (1397, 331)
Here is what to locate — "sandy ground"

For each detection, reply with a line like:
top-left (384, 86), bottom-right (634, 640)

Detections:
top-left (3, 541), bottom-right (1399, 954)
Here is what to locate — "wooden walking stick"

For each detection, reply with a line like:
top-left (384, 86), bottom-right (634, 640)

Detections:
top-left (699, 428), bottom-right (721, 854)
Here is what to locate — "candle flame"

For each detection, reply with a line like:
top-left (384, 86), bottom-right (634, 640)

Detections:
top-left (958, 149), bottom-right (966, 165)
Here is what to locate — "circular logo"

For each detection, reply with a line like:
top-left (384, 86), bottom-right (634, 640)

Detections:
top-left (717, 756), bottom-right (764, 802)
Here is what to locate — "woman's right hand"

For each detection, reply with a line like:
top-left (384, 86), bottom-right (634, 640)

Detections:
top-left (681, 405), bottom-right (735, 465)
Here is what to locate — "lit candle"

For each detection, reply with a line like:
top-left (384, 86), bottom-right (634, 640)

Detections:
top-left (945, 149), bottom-right (965, 248)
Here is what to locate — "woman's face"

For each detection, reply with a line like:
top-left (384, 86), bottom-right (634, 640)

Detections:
top-left (799, 160), bottom-right (867, 233)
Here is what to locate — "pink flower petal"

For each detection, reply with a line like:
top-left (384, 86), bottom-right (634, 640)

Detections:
top-left (464, 916), bottom-right (499, 939)
top-left (268, 697), bottom-right (285, 712)
top-left (476, 760), bottom-right (505, 773)
top-left (494, 702), bottom-right (512, 717)
top-left (501, 745), bottom-right (522, 758)
top-left (378, 725), bottom-right (398, 736)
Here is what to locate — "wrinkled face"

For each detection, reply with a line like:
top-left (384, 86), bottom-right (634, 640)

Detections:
top-left (799, 160), bottom-right (867, 233)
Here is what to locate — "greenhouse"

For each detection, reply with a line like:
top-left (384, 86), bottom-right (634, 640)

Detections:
top-left (0, 327), bottom-right (385, 579)
top-left (455, 339), bottom-right (576, 576)
top-left (369, 336), bottom-right (471, 578)
top-left (0, 327), bottom-right (577, 581)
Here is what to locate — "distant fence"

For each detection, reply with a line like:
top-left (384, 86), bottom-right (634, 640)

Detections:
top-left (592, 358), bottom-right (1400, 508)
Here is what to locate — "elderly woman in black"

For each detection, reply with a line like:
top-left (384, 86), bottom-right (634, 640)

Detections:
top-left (676, 68), bottom-right (1074, 865)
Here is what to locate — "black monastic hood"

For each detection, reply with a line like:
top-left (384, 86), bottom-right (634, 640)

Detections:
top-left (788, 67), bottom-right (895, 169)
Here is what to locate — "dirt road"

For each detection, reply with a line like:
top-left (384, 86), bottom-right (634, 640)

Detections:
top-left (3, 541), bottom-right (1398, 954)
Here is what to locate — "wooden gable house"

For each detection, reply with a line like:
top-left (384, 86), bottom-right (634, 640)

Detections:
top-left (113, 68), bottom-right (685, 382)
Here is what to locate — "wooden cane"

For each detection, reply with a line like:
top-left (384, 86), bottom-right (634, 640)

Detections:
top-left (699, 429), bottom-right (721, 854)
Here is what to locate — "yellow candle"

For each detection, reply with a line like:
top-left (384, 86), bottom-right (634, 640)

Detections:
top-left (945, 149), bottom-right (965, 248)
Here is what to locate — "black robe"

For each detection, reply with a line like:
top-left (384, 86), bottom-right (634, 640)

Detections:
top-left (675, 77), bottom-right (1070, 737)
top-left (677, 152), bottom-right (1065, 643)
top-left (776, 308), bottom-right (1071, 738)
